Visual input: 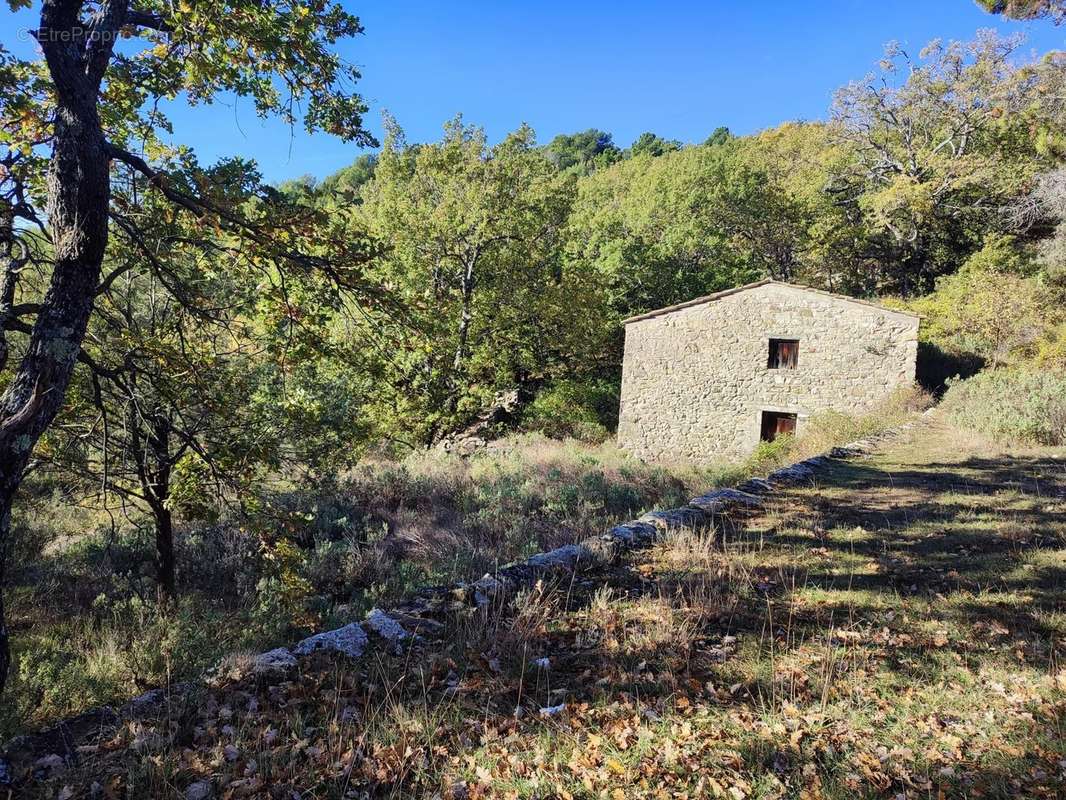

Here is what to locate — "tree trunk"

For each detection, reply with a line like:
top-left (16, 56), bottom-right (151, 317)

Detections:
top-left (0, 493), bottom-right (13, 693)
top-left (0, 203), bottom-right (24, 373)
top-left (147, 416), bottom-right (176, 598)
top-left (452, 258), bottom-right (476, 374)
top-left (0, 0), bottom-right (119, 694)
top-left (151, 502), bottom-right (176, 600)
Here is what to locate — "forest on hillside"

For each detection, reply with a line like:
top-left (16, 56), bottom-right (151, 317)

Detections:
top-left (1, 0), bottom-right (1066, 740)
top-left (279, 30), bottom-right (1066, 445)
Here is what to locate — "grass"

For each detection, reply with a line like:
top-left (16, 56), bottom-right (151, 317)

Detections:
top-left (10, 415), bottom-right (1064, 798)
top-left (2, 433), bottom-right (739, 739)
top-left (2, 390), bottom-right (925, 740)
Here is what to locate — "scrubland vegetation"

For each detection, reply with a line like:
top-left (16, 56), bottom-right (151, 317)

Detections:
top-left (16, 420), bottom-right (1066, 799)
top-left (3, 436), bottom-right (721, 736)
top-left (3, 387), bottom-right (927, 737)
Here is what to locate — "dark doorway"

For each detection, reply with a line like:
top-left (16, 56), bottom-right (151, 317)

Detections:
top-left (760, 411), bottom-right (797, 442)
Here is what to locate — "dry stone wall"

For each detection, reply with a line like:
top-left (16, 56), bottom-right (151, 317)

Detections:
top-left (618, 282), bottom-right (920, 462)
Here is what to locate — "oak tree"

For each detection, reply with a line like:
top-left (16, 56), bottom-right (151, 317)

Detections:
top-left (0, 0), bottom-right (374, 694)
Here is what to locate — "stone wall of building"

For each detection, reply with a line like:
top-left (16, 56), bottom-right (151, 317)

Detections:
top-left (617, 282), bottom-right (920, 462)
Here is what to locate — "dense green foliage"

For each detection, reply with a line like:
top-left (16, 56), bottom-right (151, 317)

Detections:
top-left (295, 30), bottom-right (1064, 447)
top-left (344, 118), bottom-right (610, 443)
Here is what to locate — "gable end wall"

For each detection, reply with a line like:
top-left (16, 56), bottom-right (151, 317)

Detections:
top-left (617, 284), bottom-right (919, 462)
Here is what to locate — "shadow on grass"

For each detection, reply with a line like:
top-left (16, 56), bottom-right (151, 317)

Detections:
top-left (10, 444), bottom-right (1065, 799)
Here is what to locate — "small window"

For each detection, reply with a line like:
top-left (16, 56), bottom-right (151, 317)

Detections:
top-left (761, 411), bottom-right (797, 442)
top-left (767, 338), bottom-right (799, 369)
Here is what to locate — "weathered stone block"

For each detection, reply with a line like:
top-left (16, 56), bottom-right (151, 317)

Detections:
top-left (293, 622), bottom-right (368, 659)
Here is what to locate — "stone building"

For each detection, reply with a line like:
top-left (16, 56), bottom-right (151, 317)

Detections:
top-left (617, 280), bottom-right (920, 462)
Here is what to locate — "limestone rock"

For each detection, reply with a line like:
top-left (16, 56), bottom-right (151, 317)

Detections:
top-left (605, 521), bottom-right (658, 546)
top-left (293, 622), bottom-right (368, 659)
top-left (525, 544), bottom-right (589, 570)
top-left (252, 647), bottom-right (297, 675)
top-left (365, 609), bottom-right (410, 651)
top-left (736, 477), bottom-right (773, 494)
top-left (767, 463), bottom-right (815, 484)
top-left (689, 487), bottom-right (763, 513)
top-left (639, 506), bottom-right (706, 530)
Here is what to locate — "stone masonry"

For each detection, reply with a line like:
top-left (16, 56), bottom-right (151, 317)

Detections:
top-left (617, 280), bottom-right (920, 462)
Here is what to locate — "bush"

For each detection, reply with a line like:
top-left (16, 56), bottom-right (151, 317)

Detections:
top-left (520, 379), bottom-right (619, 442)
top-left (735, 385), bottom-right (932, 476)
top-left (942, 369), bottom-right (1066, 445)
top-left (907, 236), bottom-right (1065, 368)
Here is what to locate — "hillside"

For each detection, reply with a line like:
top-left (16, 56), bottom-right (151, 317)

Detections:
top-left (7, 417), bottom-right (1064, 799)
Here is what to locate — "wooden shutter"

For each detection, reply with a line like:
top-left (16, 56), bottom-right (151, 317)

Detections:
top-left (768, 339), bottom-right (799, 369)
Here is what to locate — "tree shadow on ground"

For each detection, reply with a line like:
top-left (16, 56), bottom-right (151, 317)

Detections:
top-left (10, 442), bottom-right (1065, 799)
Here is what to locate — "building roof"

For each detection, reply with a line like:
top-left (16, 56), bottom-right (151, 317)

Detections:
top-left (621, 279), bottom-right (922, 325)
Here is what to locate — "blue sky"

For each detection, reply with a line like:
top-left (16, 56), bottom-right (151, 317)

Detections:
top-left (3, 1), bottom-right (1065, 183)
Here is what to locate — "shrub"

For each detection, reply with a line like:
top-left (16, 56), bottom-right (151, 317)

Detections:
top-left (942, 369), bottom-right (1066, 445)
top-left (734, 384), bottom-right (932, 476)
top-left (795, 384), bottom-right (931, 454)
top-left (907, 236), bottom-right (1065, 368)
top-left (520, 379), bottom-right (619, 442)
top-left (7, 596), bottom-right (228, 736)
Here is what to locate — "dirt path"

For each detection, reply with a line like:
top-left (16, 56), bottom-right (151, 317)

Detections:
top-left (13, 420), bottom-right (1066, 799)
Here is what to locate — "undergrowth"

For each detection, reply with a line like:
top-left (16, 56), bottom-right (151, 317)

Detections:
top-left (2, 387), bottom-right (927, 739)
top-left (942, 368), bottom-right (1066, 446)
top-left (12, 420), bottom-right (1065, 799)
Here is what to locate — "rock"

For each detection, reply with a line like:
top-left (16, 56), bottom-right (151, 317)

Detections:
top-left (386, 609), bottom-right (446, 635)
top-left (469, 575), bottom-right (508, 607)
top-left (639, 506), bottom-right (706, 530)
top-left (252, 647), bottom-right (297, 676)
top-left (767, 463), bottom-right (815, 484)
top-left (34, 753), bottom-right (66, 777)
top-left (605, 521), bottom-right (658, 546)
top-left (689, 487), bottom-right (763, 512)
top-left (293, 622), bottom-right (368, 659)
top-left (525, 544), bottom-right (589, 570)
top-left (185, 780), bottom-right (213, 800)
top-left (127, 688), bottom-right (165, 711)
top-left (365, 609), bottom-right (410, 652)
top-left (736, 477), bottom-right (773, 494)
